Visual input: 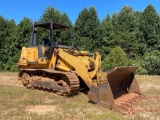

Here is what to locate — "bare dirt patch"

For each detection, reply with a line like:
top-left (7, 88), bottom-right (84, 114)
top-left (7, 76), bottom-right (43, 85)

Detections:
top-left (26, 105), bottom-right (61, 115)
top-left (0, 72), bottom-right (19, 87)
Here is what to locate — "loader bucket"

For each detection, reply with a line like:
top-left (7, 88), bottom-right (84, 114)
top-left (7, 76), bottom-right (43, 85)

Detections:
top-left (88, 66), bottom-right (145, 114)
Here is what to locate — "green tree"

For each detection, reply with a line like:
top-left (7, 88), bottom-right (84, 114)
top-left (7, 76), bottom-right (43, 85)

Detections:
top-left (102, 46), bottom-right (128, 71)
top-left (74, 7), bottom-right (89, 50)
top-left (113, 6), bottom-right (139, 58)
top-left (155, 16), bottom-right (160, 50)
top-left (88, 7), bottom-right (100, 51)
top-left (112, 12), bottom-right (119, 34)
top-left (117, 6), bottom-right (137, 32)
top-left (39, 6), bottom-right (72, 46)
top-left (3, 17), bottom-right (32, 71)
top-left (40, 7), bottom-right (60, 22)
top-left (99, 14), bottom-right (114, 58)
top-left (142, 50), bottom-right (160, 75)
top-left (40, 6), bottom-right (71, 25)
top-left (0, 17), bottom-right (16, 71)
top-left (74, 7), bottom-right (100, 51)
top-left (139, 4), bottom-right (159, 53)
top-left (0, 16), bottom-right (8, 49)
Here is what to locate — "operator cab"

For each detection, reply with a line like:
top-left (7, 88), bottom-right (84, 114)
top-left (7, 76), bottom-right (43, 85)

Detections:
top-left (29, 21), bottom-right (74, 59)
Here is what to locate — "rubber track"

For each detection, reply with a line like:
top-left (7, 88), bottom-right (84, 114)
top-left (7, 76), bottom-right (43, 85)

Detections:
top-left (18, 69), bottom-right (80, 96)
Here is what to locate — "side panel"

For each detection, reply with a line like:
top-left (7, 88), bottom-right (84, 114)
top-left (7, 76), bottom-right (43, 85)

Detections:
top-left (19, 46), bottom-right (38, 66)
top-left (47, 48), bottom-right (58, 69)
top-left (57, 48), bottom-right (93, 88)
top-left (18, 46), bottom-right (50, 68)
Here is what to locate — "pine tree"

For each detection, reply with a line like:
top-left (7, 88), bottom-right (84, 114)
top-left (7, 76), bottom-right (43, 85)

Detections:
top-left (112, 6), bottom-right (139, 58)
top-left (40, 6), bottom-right (71, 25)
top-left (139, 4), bottom-right (159, 53)
top-left (39, 6), bottom-right (72, 46)
top-left (0, 17), bottom-right (16, 71)
top-left (74, 7), bottom-right (100, 51)
top-left (3, 17), bottom-right (32, 71)
top-left (99, 14), bottom-right (114, 58)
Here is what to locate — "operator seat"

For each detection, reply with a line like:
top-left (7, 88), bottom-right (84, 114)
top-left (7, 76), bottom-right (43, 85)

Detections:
top-left (42, 38), bottom-right (51, 47)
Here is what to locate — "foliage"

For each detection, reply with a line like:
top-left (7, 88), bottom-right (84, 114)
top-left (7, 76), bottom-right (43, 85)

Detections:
top-left (98, 14), bottom-right (114, 59)
top-left (0, 17), bottom-right (32, 71)
top-left (0, 4), bottom-right (160, 75)
top-left (40, 6), bottom-right (71, 26)
top-left (0, 17), bottom-right (16, 71)
top-left (142, 56), bottom-right (160, 75)
top-left (74, 7), bottom-right (100, 51)
top-left (112, 6), bottom-right (139, 58)
top-left (128, 57), bottom-right (148, 75)
top-left (142, 50), bottom-right (160, 75)
top-left (39, 6), bottom-right (72, 46)
top-left (138, 4), bottom-right (160, 54)
top-left (102, 46), bottom-right (128, 71)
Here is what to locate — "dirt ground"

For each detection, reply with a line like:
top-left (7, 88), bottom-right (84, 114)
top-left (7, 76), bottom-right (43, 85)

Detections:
top-left (0, 72), bottom-right (160, 120)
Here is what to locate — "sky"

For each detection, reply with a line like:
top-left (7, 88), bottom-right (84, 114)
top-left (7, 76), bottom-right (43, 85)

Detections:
top-left (0, 0), bottom-right (160, 24)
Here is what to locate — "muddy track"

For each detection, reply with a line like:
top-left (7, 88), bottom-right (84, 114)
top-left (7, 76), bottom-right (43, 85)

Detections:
top-left (18, 69), bottom-right (80, 96)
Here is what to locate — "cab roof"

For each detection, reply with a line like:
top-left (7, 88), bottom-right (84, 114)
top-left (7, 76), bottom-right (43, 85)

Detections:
top-left (34, 21), bottom-right (70, 30)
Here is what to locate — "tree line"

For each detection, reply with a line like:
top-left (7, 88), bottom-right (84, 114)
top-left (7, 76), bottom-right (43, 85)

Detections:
top-left (0, 4), bottom-right (160, 75)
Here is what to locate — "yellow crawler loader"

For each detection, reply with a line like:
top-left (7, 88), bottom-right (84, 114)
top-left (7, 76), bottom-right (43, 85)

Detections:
top-left (17, 21), bottom-right (145, 113)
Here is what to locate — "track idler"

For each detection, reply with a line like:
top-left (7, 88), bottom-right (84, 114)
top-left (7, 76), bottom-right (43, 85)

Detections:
top-left (88, 66), bottom-right (145, 114)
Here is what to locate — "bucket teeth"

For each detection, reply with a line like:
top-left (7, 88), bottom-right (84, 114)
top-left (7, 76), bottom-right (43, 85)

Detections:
top-left (115, 93), bottom-right (145, 114)
top-left (128, 96), bottom-right (142, 104)
top-left (129, 97), bottom-right (138, 101)
top-left (121, 102), bottom-right (133, 107)
top-left (133, 96), bottom-right (143, 101)
top-left (133, 94), bottom-right (146, 101)
top-left (119, 105), bottom-right (129, 111)
top-left (127, 100), bottom-right (137, 105)
top-left (117, 106), bottom-right (128, 114)
top-left (139, 94), bottom-right (146, 99)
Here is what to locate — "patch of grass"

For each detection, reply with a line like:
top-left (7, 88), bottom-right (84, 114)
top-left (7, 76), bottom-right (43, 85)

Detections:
top-left (0, 72), bottom-right (159, 120)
